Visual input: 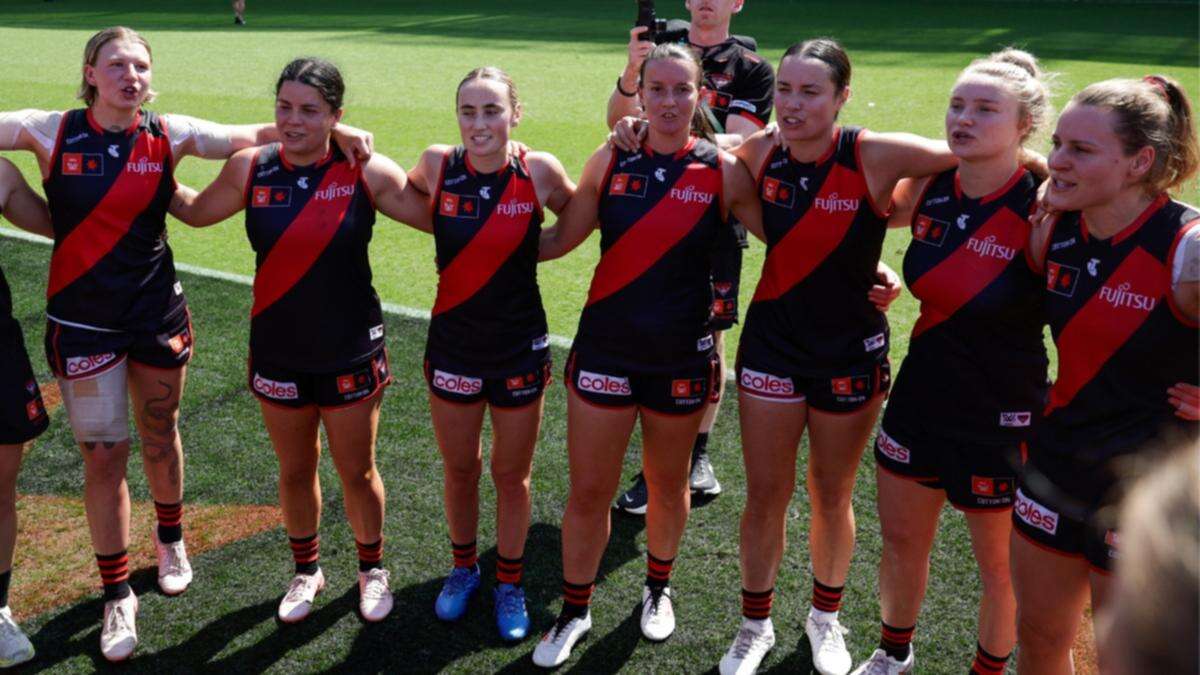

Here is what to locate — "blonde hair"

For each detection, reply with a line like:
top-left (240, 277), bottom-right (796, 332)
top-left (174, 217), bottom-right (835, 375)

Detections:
top-left (77, 27), bottom-right (156, 107)
top-left (1072, 76), bottom-right (1199, 196)
top-left (957, 47), bottom-right (1055, 144)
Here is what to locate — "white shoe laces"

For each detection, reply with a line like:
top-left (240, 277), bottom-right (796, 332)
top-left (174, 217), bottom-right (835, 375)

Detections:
top-left (104, 602), bottom-right (133, 637)
top-left (731, 625), bottom-right (772, 659)
top-left (0, 613), bottom-right (23, 641)
top-left (361, 569), bottom-right (389, 600)
top-left (284, 575), bottom-right (317, 604)
top-left (644, 587), bottom-right (672, 620)
top-left (859, 652), bottom-right (895, 675)
top-left (813, 618), bottom-right (849, 657)
top-left (160, 541), bottom-right (190, 576)
top-left (547, 615), bottom-right (579, 643)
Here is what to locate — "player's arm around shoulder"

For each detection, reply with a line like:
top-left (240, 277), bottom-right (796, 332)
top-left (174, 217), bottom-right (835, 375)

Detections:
top-left (365, 152), bottom-right (432, 233)
top-left (720, 148), bottom-right (764, 243)
top-left (0, 109), bottom-right (65, 173)
top-left (0, 157), bottom-right (52, 239)
top-left (170, 146), bottom-right (255, 228)
top-left (539, 143), bottom-right (609, 262)
top-left (526, 150), bottom-right (577, 216)
top-left (858, 130), bottom-right (957, 213)
top-left (406, 144), bottom-right (454, 198)
top-left (164, 114), bottom-right (373, 167)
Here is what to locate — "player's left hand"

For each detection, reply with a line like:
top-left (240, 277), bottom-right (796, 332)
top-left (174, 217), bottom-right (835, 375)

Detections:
top-left (869, 262), bottom-right (903, 312)
top-left (332, 124), bottom-right (375, 168)
top-left (1168, 383), bottom-right (1200, 420)
top-left (1028, 178), bottom-right (1059, 231)
top-left (608, 116), bottom-right (646, 152)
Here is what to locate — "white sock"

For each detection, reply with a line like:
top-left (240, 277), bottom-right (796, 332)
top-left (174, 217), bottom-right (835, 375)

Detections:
top-left (809, 607), bottom-right (838, 623)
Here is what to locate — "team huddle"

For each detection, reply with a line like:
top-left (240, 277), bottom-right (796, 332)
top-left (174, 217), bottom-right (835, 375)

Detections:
top-left (0, 2), bottom-right (1197, 673)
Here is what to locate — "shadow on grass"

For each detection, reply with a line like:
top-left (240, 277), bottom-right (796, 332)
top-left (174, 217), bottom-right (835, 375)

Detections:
top-left (0, 0), bottom-right (1194, 67)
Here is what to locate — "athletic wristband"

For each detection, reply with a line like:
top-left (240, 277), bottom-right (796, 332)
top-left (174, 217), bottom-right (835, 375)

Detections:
top-left (616, 76), bottom-right (637, 98)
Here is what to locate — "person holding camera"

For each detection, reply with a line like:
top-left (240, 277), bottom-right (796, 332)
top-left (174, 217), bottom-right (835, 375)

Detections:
top-left (608, 0), bottom-right (774, 515)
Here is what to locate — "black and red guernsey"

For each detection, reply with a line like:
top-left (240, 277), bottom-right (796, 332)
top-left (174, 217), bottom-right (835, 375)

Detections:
top-left (245, 143), bottom-right (382, 373)
top-left (739, 126), bottom-right (890, 374)
top-left (1038, 195), bottom-right (1199, 461)
top-left (575, 137), bottom-right (725, 370)
top-left (429, 146), bottom-right (548, 373)
top-left (43, 109), bottom-right (180, 331)
top-left (0, 266), bottom-right (15, 335)
top-left (892, 167), bottom-right (1047, 440)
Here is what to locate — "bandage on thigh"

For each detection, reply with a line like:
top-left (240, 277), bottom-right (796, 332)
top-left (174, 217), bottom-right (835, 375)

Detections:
top-left (58, 358), bottom-right (130, 443)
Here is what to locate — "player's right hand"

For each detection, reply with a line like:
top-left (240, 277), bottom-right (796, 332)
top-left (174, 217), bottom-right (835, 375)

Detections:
top-left (627, 26), bottom-right (654, 69)
top-left (608, 116), bottom-right (646, 152)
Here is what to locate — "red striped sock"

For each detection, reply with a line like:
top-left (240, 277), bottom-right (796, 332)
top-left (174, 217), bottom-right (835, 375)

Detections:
top-left (880, 622), bottom-right (915, 661)
top-left (562, 580), bottom-right (595, 618)
top-left (812, 578), bottom-right (844, 613)
top-left (970, 643), bottom-right (1010, 675)
top-left (645, 553), bottom-right (674, 589)
top-left (289, 534), bottom-right (320, 575)
top-left (742, 587), bottom-right (774, 621)
top-left (356, 538), bottom-right (383, 572)
top-left (496, 554), bottom-right (523, 586)
top-left (96, 551), bottom-right (131, 600)
top-left (451, 540), bottom-right (477, 569)
top-left (154, 500), bottom-right (183, 544)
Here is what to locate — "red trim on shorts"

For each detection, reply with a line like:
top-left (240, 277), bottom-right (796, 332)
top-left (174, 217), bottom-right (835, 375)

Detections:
top-left (251, 390), bottom-right (316, 411)
top-left (952, 502), bottom-right (1014, 514)
top-left (1013, 527), bottom-right (1084, 560)
top-left (736, 384), bottom-right (806, 404)
top-left (488, 392), bottom-right (546, 411)
top-left (638, 403), bottom-right (704, 419)
top-left (1088, 564), bottom-right (1114, 576)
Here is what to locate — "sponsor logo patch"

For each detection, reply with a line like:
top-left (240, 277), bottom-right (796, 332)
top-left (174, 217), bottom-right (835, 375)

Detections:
top-left (966, 235), bottom-right (1017, 261)
top-left (252, 185), bottom-right (292, 208)
top-left (431, 370), bottom-right (483, 395)
top-left (999, 411), bottom-right (1032, 428)
top-left (971, 476), bottom-right (1014, 497)
top-left (439, 192), bottom-right (479, 218)
top-left (609, 173), bottom-right (648, 198)
top-left (1015, 489), bottom-right (1059, 535)
top-left (761, 176), bottom-right (796, 209)
top-left (531, 334), bottom-right (550, 351)
top-left (669, 184), bottom-right (715, 206)
top-left (26, 399), bottom-right (43, 421)
top-left (1099, 282), bottom-right (1157, 312)
top-left (831, 375), bottom-right (871, 396)
top-left (913, 215), bottom-right (949, 246)
top-left (863, 332), bottom-right (887, 352)
top-left (65, 353), bottom-right (118, 377)
top-left (729, 99), bottom-right (757, 113)
top-left (577, 370), bottom-right (631, 396)
top-left (253, 373), bottom-right (299, 400)
top-left (1050, 238), bottom-right (1076, 252)
top-left (671, 378), bottom-right (706, 398)
top-left (1046, 261), bottom-right (1079, 297)
top-left (697, 334), bottom-right (714, 351)
top-left (738, 367), bottom-right (795, 397)
top-left (313, 182), bottom-right (355, 202)
top-left (496, 199), bottom-right (535, 217)
top-left (1104, 530), bottom-right (1120, 556)
top-left (125, 156), bottom-right (163, 175)
top-left (875, 429), bottom-right (910, 464)
top-left (369, 324), bottom-right (384, 341)
top-left (814, 192), bottom-right (860, 214)
top-left (62, 152), bottom-right (103, 176)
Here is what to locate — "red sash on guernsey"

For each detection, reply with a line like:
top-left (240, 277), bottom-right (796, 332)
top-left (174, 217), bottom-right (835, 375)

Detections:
top-left (251, 163), bottom-right (359, 318)
top-left (1045, 246), bottom-right (1169, 414)
top-left (909, 208), bottom-right (1030, 338)
top-left (432, 175), bottom-right (531, 316)
top-left (47, 132), bottom-right (169, 298)
top-left (752, 163), bottom-right (864, 302)
top-left (586, 165), bottom-right (722, 306)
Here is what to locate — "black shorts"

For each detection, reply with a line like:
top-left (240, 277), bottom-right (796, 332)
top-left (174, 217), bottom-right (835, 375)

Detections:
top-left (425, 347), bottom-right (551, 409)
top-left (873, 422), bottom-right (1022, 511)
top-left (709, 221), bottom-right (748, 332)
top-left (565, 347), bottom-right (718, 416)
top-left (45, 308), bottom-right (193, 379)
top-left (1011, 459), bottom-right (1118, 573)
top-left (250, 347), bottom-right (391, 410)
top-left (0, 325), bottom-right (49, 445)
top-left (735, 357), bottom-right (890, 414)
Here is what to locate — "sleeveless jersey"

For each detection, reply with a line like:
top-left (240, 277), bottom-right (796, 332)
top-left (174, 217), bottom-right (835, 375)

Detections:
top-left (0, 265), bottom-right (14, 335)
top-left (429, 146), bottom-right (548, 373)
top-left (894, 168), bottom-right (1047, 440)
top-left (740, 126), bottom-right (890, 375)
top-left (245, 144), bottom-right (382, 373)
top-left (1038, 195), bottom-right (1199, 462)
top-left (575, 137), bottom-right (725, 371)
top-left (43, 109), bottom-right (181, 331)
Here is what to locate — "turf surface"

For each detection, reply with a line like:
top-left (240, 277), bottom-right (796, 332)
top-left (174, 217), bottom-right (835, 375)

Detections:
top-left (0, 1), bottom-right (1196, 672)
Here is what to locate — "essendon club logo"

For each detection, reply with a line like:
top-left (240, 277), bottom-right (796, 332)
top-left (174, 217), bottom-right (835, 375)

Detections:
top-left (671, 378), bottom-right (705, 398)
top-left (506, 371), bottom-right (539, 391)
top-left (337, 372), bottom-right (370, 395)
top-left (25, 398), bottom-right (44, 421)
top-left (609, 173), bottom-right (648, 198)
top-left (166, 329), bottom-right (192, 355)
top-left (971, 475), bottom-right (1014, 497)
top-left (252, 186), bottom-right (292, 208)
top-left (831, 375), bottom-right (871, 397)
top-left (1046, 261), bottom-right (1079, 297)
top-left (999, 411), bottom-right (1032, 428)
top-left (913, 215), bottom-right (948, 246)
top-left (439, 192), bottom-right (480, 219)
top-left (62, 152), bottom-right (103, 176)
top-left (761, 176), bottom-right (796, 209)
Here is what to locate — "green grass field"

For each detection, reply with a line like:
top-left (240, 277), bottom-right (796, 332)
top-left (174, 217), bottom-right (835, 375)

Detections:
top-left (0, 1), bottom-right (1197, 672)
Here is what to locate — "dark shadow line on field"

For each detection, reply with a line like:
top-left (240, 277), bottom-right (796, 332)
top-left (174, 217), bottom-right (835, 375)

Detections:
top-left (0, 1), bottom-right (1194, 67)
top-left (760, 633), bottom-right (818, 674)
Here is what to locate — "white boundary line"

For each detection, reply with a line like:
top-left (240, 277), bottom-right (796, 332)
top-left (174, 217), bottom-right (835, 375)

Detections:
top-left (2, 228), bottom-right (742, 380)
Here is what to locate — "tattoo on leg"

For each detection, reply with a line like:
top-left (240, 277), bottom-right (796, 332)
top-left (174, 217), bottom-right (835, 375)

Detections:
top-left (142, 379), bottom-right (177, 438)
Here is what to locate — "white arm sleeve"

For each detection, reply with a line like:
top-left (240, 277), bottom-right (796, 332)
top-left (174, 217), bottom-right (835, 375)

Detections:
top-left (0, 109), bottom-right (62, 152)
top-left (161, 113), bottom-right (233, 159)
top-left (1173, 223), bottom-right (1200, 286)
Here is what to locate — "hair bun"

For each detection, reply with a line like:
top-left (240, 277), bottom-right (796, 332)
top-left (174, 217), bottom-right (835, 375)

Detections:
top-left (992, 48), bottom-right (1041, 79)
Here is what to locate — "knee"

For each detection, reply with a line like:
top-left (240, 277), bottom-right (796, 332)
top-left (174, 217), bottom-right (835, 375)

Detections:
top-left (490, 464), bottom-right (530, 496)
top-left (1016, 610), bottom-right (1072, 654)
top-left (443, 458), bottom-right (482, 487)
top-left (339, 463), bottom-right (379, 492)
top-left (745, 479), bottom-right (794, 515)
top-left (279, 463), bottom-right (317, 490)
top-left (809, 483), bottom-right (852, 515)
top-left (977, 558), bottom-right (1014, 597)
top-left (568, 481), bottom-right (615, 515)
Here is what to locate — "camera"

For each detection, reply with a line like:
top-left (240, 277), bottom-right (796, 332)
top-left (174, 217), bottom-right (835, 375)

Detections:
top-left (635, 0), bottom-right (688, 44)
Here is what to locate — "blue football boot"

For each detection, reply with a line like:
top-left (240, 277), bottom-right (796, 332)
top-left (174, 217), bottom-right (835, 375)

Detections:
top-left (435, 564), bottom-right (480, 621)
top-left (493, 583), bottom-right (530, 641)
